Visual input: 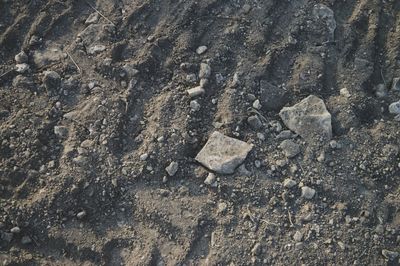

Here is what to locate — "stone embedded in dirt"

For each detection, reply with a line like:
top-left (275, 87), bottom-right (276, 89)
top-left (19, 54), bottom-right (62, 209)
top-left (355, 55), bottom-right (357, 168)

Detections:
top-left (293, 231), bottom-right (303, 242)
top-left (12, 75), bottom-right (34, 89)
top-left (187, 86), bottom-right (205, 98)
top-left (276, 130), bottom-right (295, 140)
top-left (312, 4), bottom-right (336, 40)
top-left (88, 45), bottom-right (106, 55)
top-left (204, 173), bottom-right (217, 187)
top-left (54, 126), bottom-right (68, 138)
top-left (252, 99), bottom-right (262, 110)
top-left (166, 161), bottom-right (179, 176)
top-left (283, 178), bottom-right (297, 188)
top-left (374, 83), bottom-right (387, 98)
top-left (15, 63), bottom-right (30, 74)
top-left (389, 101), bottom-right (400, 114)
top-left (21, 236), bottom-right (32, 245)
top-left (340, 88), bottom-right (351, 98)
top-left (15, 51), bottom-right (28, 64)
top-left (279, 140), bottom-right (300, 158)
top-left (301, 186), bottom-right (316, 199)
top-left (85, 12), bottom-right (100, 25)
top-left (199, 63), bottom-right (211, 79)
top-left (260, 81), bottom-right (288, 111)
top-left (195, 131), bottom-right (253, 174)
top-left (10, 226), bottom-right (20, 233)
top-left (78, 23), bottom-right (115, 47)
top-left (279, 95), bottom-right (332, 142)
top-left (382, 249), bottom-right (399, 260)
top-left (247, 115), bottom-right (262, 130)
top-left (77, 210), bottom-right (87, 219)
top-left (392, 78), bottom-right (400, 91)
top-left (33, 48), bottom-right (64, 68)
top-left (43, 71), bottom-right (61, 92)
top-left (190, 100), bottom-right (201, 112)
top-left (251, 243), bottom-right (261, 256)
top-left (196, 46), bottom-right (208, 55)
top-left (140, 153), bottom-right (148, 161)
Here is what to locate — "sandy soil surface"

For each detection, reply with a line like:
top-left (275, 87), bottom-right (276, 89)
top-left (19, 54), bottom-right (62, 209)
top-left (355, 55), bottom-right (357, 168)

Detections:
top-left (0, 0), bottom-right (400, 265)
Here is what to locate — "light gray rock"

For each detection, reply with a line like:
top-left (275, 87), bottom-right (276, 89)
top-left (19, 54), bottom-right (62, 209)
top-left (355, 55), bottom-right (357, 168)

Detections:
top-left (293, 231), bottom-right (303, 242)
top-left (33, 48), bottom-right (64, 68)
top-left (279, 140), bottom-right (300, 158)
top-left (195, 131), bottom-right (253, 174)
top-left (15, 51), bottom-right (28, 64)
top-left (15, 63), bottom-right (30, 74)
top-left (247, 115), bottom-right (262, 130)
top-left (187, 86), bottom-right (205, 98)
top-left (88, 44), bottom-right (106, 55)
top-left (196, 46), bottom-right (208, 55)
top-left (10, 226), bottom-right (20, 233)
top-left (190, 100), bottom-right (201, 112)
top-left (283, 178), bottom-right (297, 188)
top-left (166, 161), bottom-right (179, 176)
top-left (199, 63), bottom-right (211, 79)
top-left (279, 95), bottom-right (332, 141)
top-left (301, 186), bottom-right (316, 199)
top-left (54, 126), bottom-right (68, 138)
top-left (389, 101), bottom-right (400, 114)
top-left (204, 173), bottom-right (217, 187)
top-left (85, 12), bottom-right (100, 25)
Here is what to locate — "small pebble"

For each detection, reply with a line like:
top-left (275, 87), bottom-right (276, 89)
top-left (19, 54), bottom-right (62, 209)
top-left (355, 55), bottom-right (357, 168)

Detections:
top-left (77, 210), bottom-right (87, 219)
top-left (166, 161), bottom-right (179, 176)
top-left (301, 186), bottom-right (316, 199)
top-left (196, 46), bottom-right (208, 55)
top-left (10, 226), bottom-right (21, 233)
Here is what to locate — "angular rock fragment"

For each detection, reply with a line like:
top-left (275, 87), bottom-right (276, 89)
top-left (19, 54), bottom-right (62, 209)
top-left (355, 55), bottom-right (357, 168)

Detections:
top-left (279, 95), bottom-right (332, 141)
top-left (195, 131), bottom-right (253, 174)
top-left (279, 140), bottom-right (300, 158)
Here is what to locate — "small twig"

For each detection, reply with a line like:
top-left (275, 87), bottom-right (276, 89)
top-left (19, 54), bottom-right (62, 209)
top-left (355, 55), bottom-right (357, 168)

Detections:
top-left (381, 68), bottom-right (387, 87)
top-left (0, 69), bottom-right (14, 79)
top-left (85, 1), bottom-right (116, 26)
top-left (66, 51), bottom-right (81, 75)
top-left (287, 210), bottom-right (294, 227)
top-left (260, 219), bottom-right (279, 227)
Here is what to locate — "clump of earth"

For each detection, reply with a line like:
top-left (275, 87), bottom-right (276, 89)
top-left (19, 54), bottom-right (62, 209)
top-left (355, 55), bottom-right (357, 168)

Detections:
top-left (0, 0), bottom-right (400, 265)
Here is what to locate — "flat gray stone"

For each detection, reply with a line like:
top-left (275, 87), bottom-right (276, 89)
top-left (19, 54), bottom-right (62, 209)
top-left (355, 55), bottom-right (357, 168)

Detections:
top-left (279, 140), bottom-right (300, 158)
top-left (279, 95), bottom-right (332, 142)
top-left (195, 131), bottom-right (253, 174)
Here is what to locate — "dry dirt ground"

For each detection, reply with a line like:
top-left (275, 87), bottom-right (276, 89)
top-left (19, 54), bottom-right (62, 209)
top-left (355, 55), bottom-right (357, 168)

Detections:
top-left (1, 0), bottom-right (400, 265)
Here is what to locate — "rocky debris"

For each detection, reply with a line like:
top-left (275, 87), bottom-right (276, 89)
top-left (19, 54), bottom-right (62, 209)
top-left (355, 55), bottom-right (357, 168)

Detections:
top-left (279, 95), bottom-right (332, 142)
top-left (259, 81), bottom-right (288, 111)
top-left (15, 51), bottom-right (28, 63)
top-left (88, 44), bottom-right (106, 55)
top-left (10, 226), bottom-right (20, 233)
top-left (190, 100), bottom-right (201, 112)
top-left (42, 70), bottom-right (61, 92)
top-left (374, 84), bottom-right (387, 98)
top-left (382, 249), bottom-right (399, 260)
top-left (196, 46), bottom-right (208, 55)
top-left (276, 130), bottom-right (296, 140)
top-left (247, 115), bottom-right (262, 130)
top-left (340, 88), bottom-right (351, 98)
top-left (15, 63), bottom-right (30, 74)
top-left (301, 186), bottom-right (316, 199)
top-left (283, 178), bottom-right (297, 188)
top-left (85, 12), bottom-right (100, 25)
top-left (392, 78), bottom-right (400, 91)
top-left (78, 23), bottom-right (114, 47)
top-left (199, 63), bottom-right (211, 79)
top-left (313, 4), bottom-right (336, 40)
top-left (187, 86), bottom-right (205, 98)
top-left (252, 99), bottom-right (262, 110)
top-left (204, 173), bottom-right (217, 187)
top-left (166, 162), bottom-right (179, 176)
top-left (389, 101), bottom-right (400, 121)
top-left (12, 75), bottom-right (34, 89)
top-left (33, 48), bottom-right (64, 68)
top-left (293, 231), bottom-right (303, 242)
top-left (195, 131), bottom-right (253, 174)
top-left (54, 126), bottom-right (68, 138)
top-left (389, 101), bottom-right (400, 114)
top-left (140, 153), bottom-right (148, 161)
top-left (279, 140), bottom-right (300, 158)
top-left (21, 236), bottom-right (32, 245)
